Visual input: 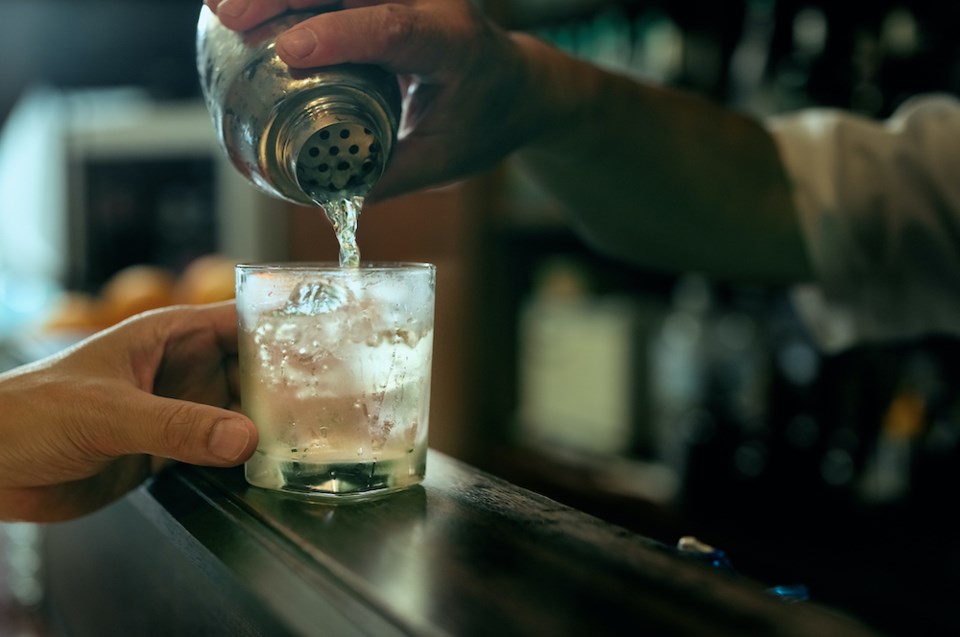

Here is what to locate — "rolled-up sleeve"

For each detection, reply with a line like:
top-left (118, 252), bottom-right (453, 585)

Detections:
top-left (767, 94), bottom-right (960, 351)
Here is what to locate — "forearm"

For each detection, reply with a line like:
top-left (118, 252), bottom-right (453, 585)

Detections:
top-left (512, 34), bottom-right (813, 284)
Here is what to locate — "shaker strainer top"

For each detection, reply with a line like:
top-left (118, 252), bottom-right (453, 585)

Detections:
top-left (295, 122), bottom-right (384, 203)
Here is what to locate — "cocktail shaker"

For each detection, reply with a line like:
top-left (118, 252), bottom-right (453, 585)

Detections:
top-left (196, 6), bottom-right (402, 207)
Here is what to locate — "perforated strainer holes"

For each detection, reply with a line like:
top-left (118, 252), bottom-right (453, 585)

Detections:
top-left (296, 122), bottom-right (382, 198)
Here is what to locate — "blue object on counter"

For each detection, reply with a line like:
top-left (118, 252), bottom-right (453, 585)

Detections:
top-left (675, 536), bottom-right (810, 603)
top-left (767, 583), bottom-right (811, 603)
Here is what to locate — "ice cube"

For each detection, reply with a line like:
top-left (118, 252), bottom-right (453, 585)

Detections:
top-left (282, 278), bottom-right (349, 315)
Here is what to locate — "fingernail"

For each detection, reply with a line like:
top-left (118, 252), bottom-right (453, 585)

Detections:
top-left (279, 29), bottom-right (318, 60)
top-left (217, 0), bottom-right (250, 19)
top-left (209, 419), bottom-right (252, 462)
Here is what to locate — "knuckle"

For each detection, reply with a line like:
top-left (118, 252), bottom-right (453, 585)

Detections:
top-left (380, 5), bottom-right (419, 50)
top-left (156, 402), bottom-right (202, 455)
top-left (64, 381), bottom-right (118, 456)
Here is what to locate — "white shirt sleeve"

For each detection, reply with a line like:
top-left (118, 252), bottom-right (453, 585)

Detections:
top-left (766, 94), bottom-right (960, 352)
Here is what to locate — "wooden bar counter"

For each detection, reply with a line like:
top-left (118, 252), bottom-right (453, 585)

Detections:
top-left (39, 451), bottom-right (880, 636)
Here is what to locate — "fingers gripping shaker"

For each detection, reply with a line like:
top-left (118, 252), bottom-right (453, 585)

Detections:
top-left (196, 6), bottom-right (402, 206)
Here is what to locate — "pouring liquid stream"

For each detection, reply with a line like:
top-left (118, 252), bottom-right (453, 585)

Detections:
top-left (315, 195), bottom-right (364, 268)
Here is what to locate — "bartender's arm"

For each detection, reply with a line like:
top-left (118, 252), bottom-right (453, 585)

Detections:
top-left (207, 0), bottom-right (812, 283)
top-left (209, 0), bottom-right (960, 346)
top-left (0, 303), bottom-right (257, 522)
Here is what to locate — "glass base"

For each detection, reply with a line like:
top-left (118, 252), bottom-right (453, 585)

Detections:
top-left (245, 449), bottom-right (426, 502)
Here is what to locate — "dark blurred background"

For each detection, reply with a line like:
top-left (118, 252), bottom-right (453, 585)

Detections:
top-left (2, 1), bottom-right (960, 636)
top-left (0, 0), bottom-right (202, 122)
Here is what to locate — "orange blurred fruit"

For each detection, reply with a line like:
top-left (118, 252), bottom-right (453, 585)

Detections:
top-left (99, 264), bottom-right (177, 326)
top-left (174, 253), bottom-right (238, 305)
top-left (43, 291), bottom-right (106, 333)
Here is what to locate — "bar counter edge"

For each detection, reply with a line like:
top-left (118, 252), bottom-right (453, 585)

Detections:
top-left (37, 450), bottom-right (883, 637)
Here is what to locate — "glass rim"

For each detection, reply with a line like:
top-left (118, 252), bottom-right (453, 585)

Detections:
top-left (236, 261), bottom-right (435, 273)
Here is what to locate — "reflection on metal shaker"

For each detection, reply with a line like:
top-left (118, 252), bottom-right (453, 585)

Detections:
top-left (195, 6), bottom-right (402, 207)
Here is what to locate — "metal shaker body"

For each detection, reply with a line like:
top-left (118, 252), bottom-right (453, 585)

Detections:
top-left (196, 6), bottom-right (402, 206)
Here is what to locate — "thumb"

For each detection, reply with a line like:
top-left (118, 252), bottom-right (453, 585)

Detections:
top-left (106, 393), bottom-right (259, 466)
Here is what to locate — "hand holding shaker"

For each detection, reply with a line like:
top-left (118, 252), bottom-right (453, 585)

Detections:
top-left (196, 6), bottom-right (402, 207)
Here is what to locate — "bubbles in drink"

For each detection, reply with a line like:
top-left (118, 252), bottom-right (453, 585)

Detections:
top-left (242, 307), bottom-right (433, 494)
top-left (237, 265), bottom-right (435, 498)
